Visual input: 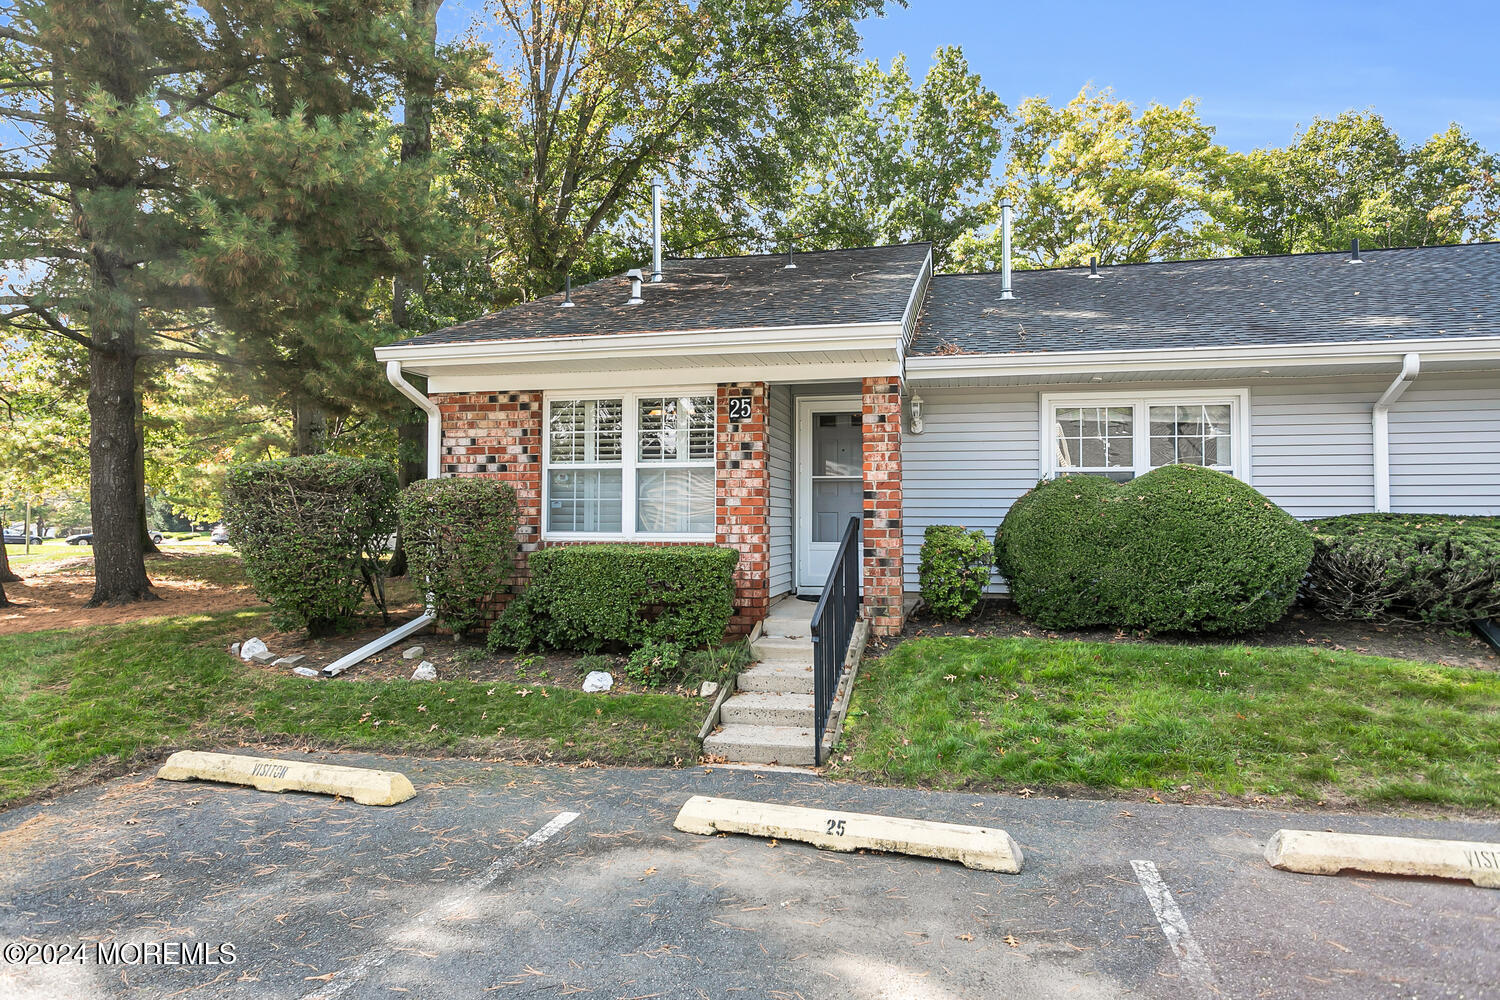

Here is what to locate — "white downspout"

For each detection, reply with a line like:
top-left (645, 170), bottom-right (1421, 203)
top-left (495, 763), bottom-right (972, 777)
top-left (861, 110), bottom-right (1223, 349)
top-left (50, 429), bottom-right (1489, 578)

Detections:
top-left (1372, 353), bottom-right (1420, 513)
top-left (386, 359), bottom-right (441, 479)
top-left (321, 362), bottom-right (442, 676)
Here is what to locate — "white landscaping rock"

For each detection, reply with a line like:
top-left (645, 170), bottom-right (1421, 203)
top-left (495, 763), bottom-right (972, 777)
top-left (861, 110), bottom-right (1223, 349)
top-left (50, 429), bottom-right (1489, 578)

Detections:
top-left (240, 637), bottom-right (269, 661)
top-left (411, 661), bottom-right (437, 681)
top-left (229, 642), bottom-right (240, 657)
top-left (402, 646), bottom-right (425, 660)
top-left (582, 671), bottom-right (613, 693)
top-left (699, 681), bottom-right (720, 698)
top-left (293, 666), bottom-right (321, 678)
top-left (272, 654), bottom-right (307, 668)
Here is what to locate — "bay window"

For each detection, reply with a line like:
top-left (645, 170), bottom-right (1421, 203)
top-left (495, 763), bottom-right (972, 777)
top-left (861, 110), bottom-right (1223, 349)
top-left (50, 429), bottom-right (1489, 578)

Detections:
top-left (545, 391), bottom-right (717, 538)
top-left (1042, 389), bottom-right (1249, 482)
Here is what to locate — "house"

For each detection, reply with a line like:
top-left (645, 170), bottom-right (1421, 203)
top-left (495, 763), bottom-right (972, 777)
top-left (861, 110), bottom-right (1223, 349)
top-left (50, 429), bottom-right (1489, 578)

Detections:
top-left (374, 239), bottom-right (1500, 640)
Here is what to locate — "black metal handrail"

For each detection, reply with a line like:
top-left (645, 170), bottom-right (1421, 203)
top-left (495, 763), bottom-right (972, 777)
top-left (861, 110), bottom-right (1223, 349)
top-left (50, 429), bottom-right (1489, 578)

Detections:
top-left (810, 514), bottom-right (861, 765)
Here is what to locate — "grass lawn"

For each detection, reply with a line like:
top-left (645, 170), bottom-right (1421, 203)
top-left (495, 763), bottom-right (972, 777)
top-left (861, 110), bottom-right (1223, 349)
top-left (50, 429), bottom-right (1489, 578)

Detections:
top-left (0, 610), bottom-right (703, 806)
top-left (835, 636), bottom-right (1500, 810)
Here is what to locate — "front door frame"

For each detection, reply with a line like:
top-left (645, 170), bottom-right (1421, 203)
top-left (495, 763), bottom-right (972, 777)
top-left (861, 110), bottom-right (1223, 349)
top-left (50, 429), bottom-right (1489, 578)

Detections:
top-left (795, 394), bottom-right (863, 594)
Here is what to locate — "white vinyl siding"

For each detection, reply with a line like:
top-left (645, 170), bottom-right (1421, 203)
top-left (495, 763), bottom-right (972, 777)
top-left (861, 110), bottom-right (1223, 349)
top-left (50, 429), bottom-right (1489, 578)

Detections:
top-left (767, 383), bottom-right (795, 596)
top-left (1389, 373), bottom-right (1500, 515)
top-left (1249, 379), bottom-right (1380, 518)
top-left (901, 386), bottom-right (1039, 592)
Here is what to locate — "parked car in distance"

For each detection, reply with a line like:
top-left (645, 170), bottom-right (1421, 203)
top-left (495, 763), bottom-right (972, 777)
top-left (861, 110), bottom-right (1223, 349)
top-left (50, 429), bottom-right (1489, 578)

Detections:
top-left (211, 525), bottom-right (231, 545)
top-left (3, 530), bottom-right (44, 545)
top-left (66, 530), bottom-right (165, 546)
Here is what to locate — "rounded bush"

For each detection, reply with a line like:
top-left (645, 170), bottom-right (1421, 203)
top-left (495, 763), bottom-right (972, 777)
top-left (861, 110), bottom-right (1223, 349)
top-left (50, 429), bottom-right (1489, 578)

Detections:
top-left (918, 524), bottom-right (993, 618)
top-left (1303, 513), bottom-right (1500, 625)
top-left (397, 477), bottom-right (519, 637)
top-left (224, 455), bottom-right (397, 635)
top-left (995, 464), bottom-right (1313, 634)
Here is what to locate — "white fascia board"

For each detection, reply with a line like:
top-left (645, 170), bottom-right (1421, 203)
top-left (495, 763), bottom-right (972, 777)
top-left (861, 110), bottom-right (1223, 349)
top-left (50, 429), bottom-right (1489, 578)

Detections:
top-left (904, 335), bottom-right (1500, 382)
top-left (375, 320), bottom-right (906, 369)
top-left (428, 360), bottom-right (902, 395)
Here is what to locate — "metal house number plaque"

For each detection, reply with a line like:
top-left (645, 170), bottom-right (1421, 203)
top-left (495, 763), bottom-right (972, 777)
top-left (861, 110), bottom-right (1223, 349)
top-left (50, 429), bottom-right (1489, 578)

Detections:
top-left (727, 397), bottom-right (752, 424)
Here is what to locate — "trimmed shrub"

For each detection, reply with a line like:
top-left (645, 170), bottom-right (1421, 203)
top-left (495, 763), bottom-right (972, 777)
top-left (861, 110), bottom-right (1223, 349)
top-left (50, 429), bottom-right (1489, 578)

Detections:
top-left (625, 640), bottom-right (683, 688)
top-left (396, 477), bottom-right (519, 637)
top-left (224, 455), bottom-right (397, 635)
top-left (918, 524), bottom-right (994, 618)
top-left (489, 544), bottom-right (739, 652)
top-left (1303, 513), bottom-right (1500, 626)
top-left (995, 464), bottom-right (1313, 634)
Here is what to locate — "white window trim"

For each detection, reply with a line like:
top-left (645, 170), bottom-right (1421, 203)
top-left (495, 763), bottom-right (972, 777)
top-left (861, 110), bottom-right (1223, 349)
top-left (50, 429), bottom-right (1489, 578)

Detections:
top-left (542, 387), bottom-right (718, 542)
top-left (1039, 388), bottom-right (1252, 483)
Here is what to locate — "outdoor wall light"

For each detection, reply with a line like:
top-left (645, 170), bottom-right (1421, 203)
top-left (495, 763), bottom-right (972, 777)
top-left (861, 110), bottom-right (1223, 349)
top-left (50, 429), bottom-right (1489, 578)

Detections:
top-left (909, 393), bottom-right (924, 435)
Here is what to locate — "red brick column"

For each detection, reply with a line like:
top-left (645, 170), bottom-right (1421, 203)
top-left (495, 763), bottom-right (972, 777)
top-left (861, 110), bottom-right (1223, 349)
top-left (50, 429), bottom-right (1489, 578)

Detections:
top-left (717, 382), bottom-right (769, 635)
top-left (433, 391), bottom-right (543, 609)
top-left (862, 376), bottom-right (904, 636)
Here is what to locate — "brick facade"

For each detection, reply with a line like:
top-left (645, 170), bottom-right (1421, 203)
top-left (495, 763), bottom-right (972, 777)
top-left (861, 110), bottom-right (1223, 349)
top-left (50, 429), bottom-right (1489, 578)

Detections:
top-left (434, 383), bottom-right (771, 637)
top-left (716, 382), bottom-right (770, 634)
top-left (434, 391), bottom-right (543, 614)
top-left (861, 376), bottom-right (905, 636)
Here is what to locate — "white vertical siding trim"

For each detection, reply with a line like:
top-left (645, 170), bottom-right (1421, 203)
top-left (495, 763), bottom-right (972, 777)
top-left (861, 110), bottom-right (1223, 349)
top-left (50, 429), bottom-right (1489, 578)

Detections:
top-left (767, 383), bottom-right (795, 596)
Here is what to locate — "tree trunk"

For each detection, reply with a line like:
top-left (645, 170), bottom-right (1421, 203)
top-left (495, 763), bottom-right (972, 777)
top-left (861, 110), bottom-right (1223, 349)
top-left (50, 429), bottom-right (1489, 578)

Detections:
top-left (292, 400), bottom-right (329, 455)
top-left (0, 532), bottom-right (18, 584)
top-left (87, 340), bottom-right (156, 605)
top-left (135, 387), bottom-right (160, 554)
top-left (387, 0), bottom-right (441, 580)
top-left (0, 575), bottom-right (9, 608)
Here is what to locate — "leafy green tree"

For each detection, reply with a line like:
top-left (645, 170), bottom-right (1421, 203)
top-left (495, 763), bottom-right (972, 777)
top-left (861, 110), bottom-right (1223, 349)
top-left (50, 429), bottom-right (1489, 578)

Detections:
top-left (786, 47), bottom-right (1005, 266)
top-left (464, 0), bottom-right (885, 301)
top-left (0, 1), bottom-right (460, 602)
top-left (950, 87), bottom-right (1235, 271)
top-left (1225, 111), bottom-right (1500, 255)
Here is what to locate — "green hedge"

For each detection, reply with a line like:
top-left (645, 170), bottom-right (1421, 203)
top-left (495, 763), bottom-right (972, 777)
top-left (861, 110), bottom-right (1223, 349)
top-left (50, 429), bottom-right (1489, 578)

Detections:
top-left (996, 464), bottom-right (1313, 634)
top-left (918, 524), bottom-right (993, 618)
top-left (489, 544), bottom-right (739, 652)
top-left (1303, 513), bottom-right (1500, 626)
top-left (396, 478), bottom-right (518, 637)
top-left (223, 455), bottom-right (397, 635)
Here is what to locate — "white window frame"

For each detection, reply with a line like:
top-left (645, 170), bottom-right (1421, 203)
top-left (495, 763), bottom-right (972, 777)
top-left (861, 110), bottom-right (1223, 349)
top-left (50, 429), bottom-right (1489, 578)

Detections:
top-left (1039, 388), bottom-right (1252, 482)
top-left (542, 387), bottom-right (718, 541)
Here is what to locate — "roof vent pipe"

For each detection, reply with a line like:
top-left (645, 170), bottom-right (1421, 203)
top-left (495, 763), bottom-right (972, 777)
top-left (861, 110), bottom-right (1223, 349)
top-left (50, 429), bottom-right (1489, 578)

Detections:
top-left (626, 268), bottom-right (644, 304)
top-left (558, 273), bottom-right (575, 307)
top-left (999, 197), bottom-right (1014, 300)
top-left (1088, 256), bottom-right (1099, 278)
top-left (650, 182), bottom-right (664, 282)
top-left (1350, 237), bottom-right (1362, 263)
top-left (784, 242), bottom-right (797, 270)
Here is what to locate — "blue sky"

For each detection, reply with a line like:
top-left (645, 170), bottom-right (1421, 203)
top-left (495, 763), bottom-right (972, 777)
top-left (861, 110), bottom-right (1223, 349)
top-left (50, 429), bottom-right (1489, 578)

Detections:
top-left (437, 0), bottom-right (1500, 153)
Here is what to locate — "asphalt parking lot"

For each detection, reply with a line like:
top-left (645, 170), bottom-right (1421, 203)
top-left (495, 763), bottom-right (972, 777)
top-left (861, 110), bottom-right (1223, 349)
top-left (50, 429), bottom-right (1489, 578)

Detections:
top-left (1, 753), bottom-right (1496, 999)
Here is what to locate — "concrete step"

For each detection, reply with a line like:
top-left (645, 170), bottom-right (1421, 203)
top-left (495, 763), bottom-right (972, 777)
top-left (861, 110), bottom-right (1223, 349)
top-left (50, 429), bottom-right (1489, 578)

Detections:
top-left (720, 691), bottom-right (815, 727)
top-left (752, 637), bottom-right (814, 665)
top-left (737, 662), bottom-right (814, 694)
top-left (703, 723), bottom-right (816, 766)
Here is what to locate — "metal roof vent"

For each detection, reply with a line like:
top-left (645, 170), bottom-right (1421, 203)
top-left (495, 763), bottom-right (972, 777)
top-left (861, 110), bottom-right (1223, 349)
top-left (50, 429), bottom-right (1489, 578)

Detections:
top-left (999, 198), bottom-right (1014, 300)
top-left (1350, 237), bottom-right (1363, 263)
top-left (650, 182), bottom-right (664, 282)
top-left (784, 243), bottom-right (797, 270)
top-left (558, 273), bottom-right (575, 307)
top-left (625, 268), bottom-right (644, 304)
top-left (1088, 256), bottom-right (1100, 278)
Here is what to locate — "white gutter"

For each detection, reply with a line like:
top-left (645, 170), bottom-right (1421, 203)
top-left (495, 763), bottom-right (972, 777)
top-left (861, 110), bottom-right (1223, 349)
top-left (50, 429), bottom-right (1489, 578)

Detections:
top-left (318, 362), bottom-right (445, 677)
top-left (386, 359), bottom-right (441, 479)
top-left (1372, 352), bottom-right (1420, 513)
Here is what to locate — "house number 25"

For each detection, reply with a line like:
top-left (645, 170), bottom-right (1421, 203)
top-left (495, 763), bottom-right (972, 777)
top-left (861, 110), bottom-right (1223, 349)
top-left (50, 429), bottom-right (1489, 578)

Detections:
top-left (727, 397), bottom-right (753, 423)
top-left (825, 818), bottom-right (846, 836)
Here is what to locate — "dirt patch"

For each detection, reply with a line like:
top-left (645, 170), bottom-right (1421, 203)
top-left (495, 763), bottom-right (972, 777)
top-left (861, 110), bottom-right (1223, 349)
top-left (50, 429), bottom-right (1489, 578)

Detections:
top-left (239, 617), bottom-right (717, 698)
top-left (882, 598), bottom-right (1499, 671)
top-left (0, 553), bottom-right (261, 636)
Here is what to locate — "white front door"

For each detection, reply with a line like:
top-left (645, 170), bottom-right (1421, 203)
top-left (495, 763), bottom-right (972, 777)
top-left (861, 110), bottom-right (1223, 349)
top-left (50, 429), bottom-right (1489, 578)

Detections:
top-left (796, 396), bottom-right (863, 592)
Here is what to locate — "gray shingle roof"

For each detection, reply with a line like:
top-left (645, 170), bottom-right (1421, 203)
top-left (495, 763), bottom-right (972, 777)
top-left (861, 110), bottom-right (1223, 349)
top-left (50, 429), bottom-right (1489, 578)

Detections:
top-left (391, 243), bottom-right (931, 348)
top-left (912, 243), bottom-right (1500, 356)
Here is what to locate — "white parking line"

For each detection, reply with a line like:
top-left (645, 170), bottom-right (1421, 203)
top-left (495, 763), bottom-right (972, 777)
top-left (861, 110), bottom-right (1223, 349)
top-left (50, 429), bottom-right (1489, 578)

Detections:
top-left (302, 811), bottom-right (580, 1000)
top-left (1131, 859), bottom-right (1217, 995)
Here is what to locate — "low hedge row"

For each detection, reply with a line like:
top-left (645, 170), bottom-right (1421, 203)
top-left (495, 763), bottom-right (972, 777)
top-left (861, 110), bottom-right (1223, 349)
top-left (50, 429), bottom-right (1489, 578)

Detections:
top-left (1303, 513), bottom-right (1500, 625)
top-left (490, 544), bottom-right (739, 652)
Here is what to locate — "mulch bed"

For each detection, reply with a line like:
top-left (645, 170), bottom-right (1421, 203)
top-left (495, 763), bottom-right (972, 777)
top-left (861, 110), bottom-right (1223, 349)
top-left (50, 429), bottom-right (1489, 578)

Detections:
top-left (877, 598), bottom-right (1499, 671)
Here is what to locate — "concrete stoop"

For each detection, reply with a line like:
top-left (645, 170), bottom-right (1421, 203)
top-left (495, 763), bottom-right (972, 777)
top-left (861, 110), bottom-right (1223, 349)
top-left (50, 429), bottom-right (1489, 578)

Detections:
top-left (703, 598), bottom-right (827, 767)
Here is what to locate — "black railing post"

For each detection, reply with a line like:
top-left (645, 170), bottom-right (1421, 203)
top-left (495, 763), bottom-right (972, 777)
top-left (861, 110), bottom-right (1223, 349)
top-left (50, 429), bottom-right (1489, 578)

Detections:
top-left (810, 514), bottom-right (862, 766)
